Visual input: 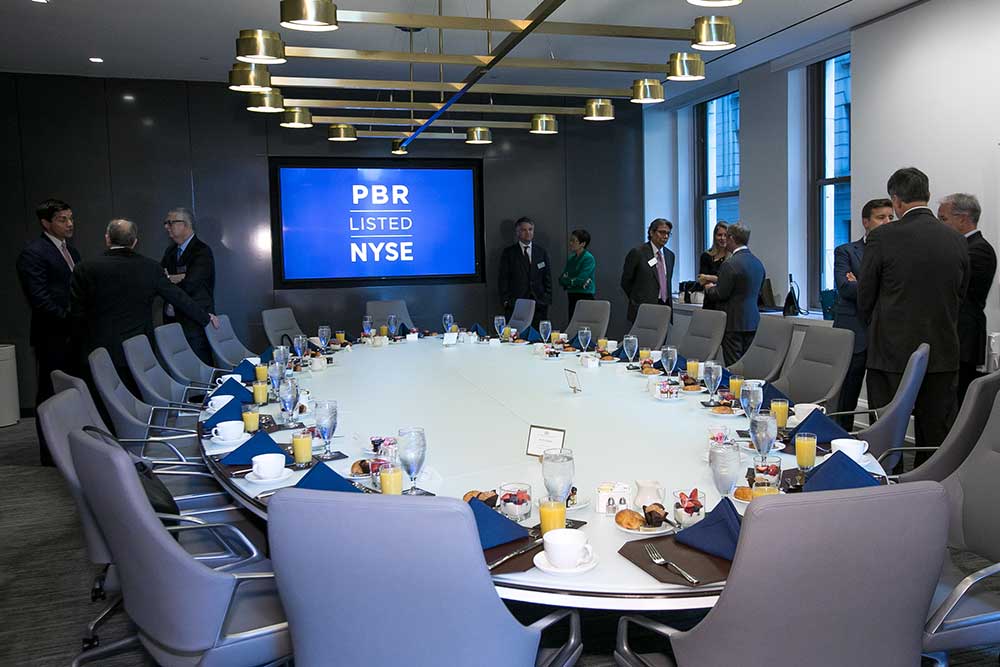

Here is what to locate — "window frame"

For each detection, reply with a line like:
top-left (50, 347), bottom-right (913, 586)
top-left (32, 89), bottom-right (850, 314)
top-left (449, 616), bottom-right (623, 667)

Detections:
top-left (695, 90), bottom-right (741, 259)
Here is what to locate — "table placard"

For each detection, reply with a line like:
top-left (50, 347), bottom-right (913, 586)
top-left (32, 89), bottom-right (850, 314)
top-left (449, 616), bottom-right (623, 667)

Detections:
top-left (564, 368), bottom-right (582, 393)
top-left (526, 425), bottom-right (566, 458)
top-left (442, 332), bottom-right (458, 346)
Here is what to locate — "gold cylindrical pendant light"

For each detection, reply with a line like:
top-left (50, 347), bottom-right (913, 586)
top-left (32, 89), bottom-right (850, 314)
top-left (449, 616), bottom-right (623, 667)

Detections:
top-left (692, 16), bottom-right (736, 51)
top-left (529, 114), bottom-right (558, 134)
top-left (280, 107), bottom-right (313, 128)
top-left (327, 123), bottom-right (358, 141)
top-left (247, 88), bottom-right (285, 112)
top-left (465, 127), bottom-right (492, 144)
top-left (667, 52), bottom-right (706, 81)
top-left (280, 0), bottom-right (339, 31)
top-left (583, 98), bottom-right (614, 121)
top-left (391, 139), bottom-right (408, 155)
top-left (236, 29), bottom-right (287, 64)
top-left (228, 63), bottom-right (272, 92)
top-left (687, 0), bottom-right (742, 6)
top-left (630, 79), bottom-right (665, 104)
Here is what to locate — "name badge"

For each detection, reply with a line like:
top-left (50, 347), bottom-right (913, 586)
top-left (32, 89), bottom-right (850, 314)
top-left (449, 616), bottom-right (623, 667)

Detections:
top-left (647, 257), bottom-right (658, 267)
top-left (537, 261), bottom-right (546, 269)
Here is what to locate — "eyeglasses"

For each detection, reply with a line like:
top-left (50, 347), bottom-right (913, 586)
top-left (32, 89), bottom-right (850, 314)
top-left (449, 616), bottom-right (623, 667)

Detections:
top-left (163, 220), bottom-right (186, 227)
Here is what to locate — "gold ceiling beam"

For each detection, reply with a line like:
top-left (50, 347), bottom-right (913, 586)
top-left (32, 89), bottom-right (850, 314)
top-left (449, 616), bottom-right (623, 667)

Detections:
top-left (314, 115), bottom-right (531, 129)
top-left (356, 130), bottom-right (468, 140)
top-left (271, 76), bottom-right (629, 98)
top-left (284, 45), bottom-right (668, 74)
top-left (285, 98), bottom-right (584, 115)
top-left (335, 10), bottom-right (694, 41)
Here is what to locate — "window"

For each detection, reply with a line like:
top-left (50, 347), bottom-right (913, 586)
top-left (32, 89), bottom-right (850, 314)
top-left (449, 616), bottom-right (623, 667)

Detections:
top-left (696, 91), bottom-right (740, 253)
top-left (809, 53), bottom-right (851, 303)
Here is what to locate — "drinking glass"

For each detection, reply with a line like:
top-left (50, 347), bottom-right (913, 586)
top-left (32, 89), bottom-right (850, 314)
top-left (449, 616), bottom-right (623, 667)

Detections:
top-left (578, 327), bottom-right (592, 352)
top-left (314, 400), bottom-right (338, 461)
top-left (493, 315), bottom-right (506, 339)
top-left (317, 325), bottom-right (331, 349)
top-left (273, 345), bottom-right (290, 368)
top-left (499, 483), bottom-right (532, 522)
top-left (740, 380), bottom-right (765, 417)
top-left (252, 380), bottom-right (268, 407)
top-left (623, 335), bottom-right (639, 364)
top-left (771, 399), bottom-right (789, 429)
top-left (728, 375), bottom-right (744, 399)
top-left (539, 496), bottom-right (567, 534)
top-left (539, 320), bottom-right (552, 344)
top-left (362, 315), bottom-right (373, 337)
top-left (292, 335), bottom-right (308, 359)
top-left (397, 427), bottom-right (427, 495)
top-left (542, 447), bottom-right (575, 501)
top-left (704, 362), bottom-right (724, 403)
top-left (442, 313), bottom-right (454, 333)
top-left (387, 314), bottom-right (399, 337)
top-left (795, 432), bottom-right (818, 472)
top-left (335, 329), bottom-right (346, 343)
top-left (662, 346), bottom-right (678, 377)
top-left (753, 455), bottom-right (782, 486)
top-left (267, 361), bottom-right (283, 394)
top-left (709, 441), bottom-right (741, 498)
top-left (749, 412), bottom-right (778, 458)
top-left (278, 378), bottom-right (299, 424)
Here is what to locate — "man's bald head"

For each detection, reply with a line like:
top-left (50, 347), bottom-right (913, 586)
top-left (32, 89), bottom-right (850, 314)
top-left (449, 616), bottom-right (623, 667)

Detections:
top-left (106, 218), bottom-right (138, 248)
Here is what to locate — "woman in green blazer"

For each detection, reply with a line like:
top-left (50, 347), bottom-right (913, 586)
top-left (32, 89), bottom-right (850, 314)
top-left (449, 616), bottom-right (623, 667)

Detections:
top-left (558, 229), bottom-right (596, 322)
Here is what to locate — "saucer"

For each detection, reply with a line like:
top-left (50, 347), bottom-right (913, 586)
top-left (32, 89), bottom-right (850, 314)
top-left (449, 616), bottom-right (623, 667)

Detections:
top-left (708, 408), bottom-right (746, 418)
top-left (244, 468), bottom-right (293, 484)
top-left (615, 522), bottom-right (675, 537)
top-left (210, 432), bottom-right (251, 447)
top-left (533, 551), bottom-right (599, 576)
top-left (534, 497), bottom-right (591, 512)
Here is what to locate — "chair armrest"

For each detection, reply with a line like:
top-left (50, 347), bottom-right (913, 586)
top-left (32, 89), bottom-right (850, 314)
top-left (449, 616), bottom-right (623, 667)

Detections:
top-left (150, 405), bottom-right (201, 417)
top-left (165, 523), bottom-right (261, 572)
top-left (169, 400), bottom-right (203, 410)
top-left (824, 408), bottom-right (879, 419)
top-left (147, 425), bottom-right (198, 435)
top-left (926, 561), bottom-right (1000, 634)
top-left (615, 614), bottom-right (682, 667)
top-left (156, 512), bottom-right (207, 525)
top-left (155, 470), bottom-right (218, 480)
top-left (149, 459), bottom-right (208, 468)
top-left (876, 446), bottom-right (939, 464)
top-left (531, 609), bottom-right (582, 667)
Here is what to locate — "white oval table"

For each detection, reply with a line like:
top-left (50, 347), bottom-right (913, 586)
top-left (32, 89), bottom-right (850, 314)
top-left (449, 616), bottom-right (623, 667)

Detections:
top-left (201, 338), bottom-right (886, 611)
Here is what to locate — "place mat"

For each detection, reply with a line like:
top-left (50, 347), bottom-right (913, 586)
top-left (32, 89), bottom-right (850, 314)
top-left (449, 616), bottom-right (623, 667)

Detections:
top-left (484, 537), bottom-right (544, 575)
top-left (618, 535), bottom-right (730, 587)
top-left (211, 453), bottom-right (318, 478)
top-left (743, 467), bottom-right (889, 492)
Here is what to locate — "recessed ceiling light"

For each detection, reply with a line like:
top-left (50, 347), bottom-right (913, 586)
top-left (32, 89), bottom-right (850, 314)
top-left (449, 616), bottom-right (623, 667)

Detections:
top-left (31, 0), bottom-right (50, 4)
top-left (122, 94), bottom-right (135, 102)
top-left (89, 57), bottom-right (104, 63)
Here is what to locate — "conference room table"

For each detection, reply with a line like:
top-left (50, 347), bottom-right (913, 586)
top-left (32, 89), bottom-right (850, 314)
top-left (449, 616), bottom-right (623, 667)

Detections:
top-left (200, 337), bottom-right (887, 611)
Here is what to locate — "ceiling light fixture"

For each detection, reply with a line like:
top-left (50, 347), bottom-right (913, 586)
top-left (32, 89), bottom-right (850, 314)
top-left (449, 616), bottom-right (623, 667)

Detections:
top-left (667, 52), bottom-right (705, 81)
top-left (280, 107), bottom-right (313, 128)
top-left (529, 114), bottom-right (558, 134)
top-left (691, 16), bottom-right (736, 51)
top-left (89, 57), bottom-right (104, 63)
top-left (327, 123), bottom-right (357, 141)
top-left (247, 88), bottom-right (285, 112)
top-left (236, 29), bottom-right (287, 64)
top-left (391, 139), bottom-right (408, 155)
top-left (228, 62), bottom-right (272, 92)
top-left (630, 79), bottom-right (665, 104)
top-left (583, 98), bottom-right (614, 121)
top-left (280, 0), bottom-right (339, 31)
top-left (122, 94), bottom-right (135, 102)
top-left (687, 0), bottom-right (742, 7)
top-left (31, 0), bottom-right (49, 4)
top-left (465, 127), bottom-right (492, 144)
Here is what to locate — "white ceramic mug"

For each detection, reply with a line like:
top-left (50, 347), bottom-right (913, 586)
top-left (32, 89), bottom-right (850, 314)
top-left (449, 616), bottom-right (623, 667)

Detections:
top-left (251, 453), bottom-right (286, 480)
top-left (831, 438), bottom-right (870, 464)
top-left (207, 395), bottom-right (233, 412)
top-left (651, 350), bottom-right (662, 363)
top-left (543, 528), bottom-right (593, 569)
top-left (215, 373), bottom-right (242, 386)
top-left (606, 340), bottom-right (618, 352)
top-left (211, 420), bottom-right (244, 442)
top-left (794, 403), bottom-right (825, 420)
top-left (310, 356), bottom-right (325, 371)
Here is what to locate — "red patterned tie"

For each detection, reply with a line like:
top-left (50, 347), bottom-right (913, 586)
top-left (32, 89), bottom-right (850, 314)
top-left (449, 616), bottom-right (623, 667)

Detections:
top-left (656, 250), bottom-right (667, 301)
top-left (60, 242), bottom-right (75, 270)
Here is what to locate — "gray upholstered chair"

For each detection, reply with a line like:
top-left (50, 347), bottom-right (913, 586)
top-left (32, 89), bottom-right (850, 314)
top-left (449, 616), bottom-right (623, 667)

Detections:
top-left (725, 317), bottom-right (793, 382)
top-left (676, 309), bottom-right (726, 362)
top-left (626, 304), bottom-right (671, 349)
top-left (565, 299), bottom-right (611, 340)
top-left (261, 307), bottom-right (304, 348)
top-left (923, 391), bottom-right (1000, 664)
top-left (616, 482), bottom-right (948, 667)
top-left (897, 370), bottom-right (1000, 484)
top-left (366, 299), bottom-right (415, 330)
top-left (69, 429), bottom-right (291, 667)
top-left (769, 326), bottom-right (854, 406)
top-left (154, 323), bottom-right (222, 386)
top-left (123, 334), bottom-right (204, 409)
top-left (507, 298), bottom-right (537, 335)
top-left (269, 489), bottom-right (582, 667)
top-left (205, 314), bottom-right (255, 368)
top-left (52, 370), bottom-right (106, 430)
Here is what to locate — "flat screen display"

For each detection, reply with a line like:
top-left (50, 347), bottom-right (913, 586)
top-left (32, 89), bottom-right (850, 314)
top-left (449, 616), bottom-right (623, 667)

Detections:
top-left (270, 158), bottom-right (483, 287)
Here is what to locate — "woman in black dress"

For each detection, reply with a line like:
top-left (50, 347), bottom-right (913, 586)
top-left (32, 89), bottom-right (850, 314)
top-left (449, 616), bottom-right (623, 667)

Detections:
top-left (698, 221), bottom-right (730, 310)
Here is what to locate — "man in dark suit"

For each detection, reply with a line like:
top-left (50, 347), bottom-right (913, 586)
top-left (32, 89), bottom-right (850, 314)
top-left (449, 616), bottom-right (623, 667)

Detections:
top-left (161, 207), bottom-right (216, 365)
top-left (704, 224), bottom-right (765, 365)
top-left (620, 219), bottom-right (675, 323)
top-left (498, 217), bottom-right (551, 327)
top-left (831, 198), bottom-right (894, 430)
top-left (16, 199), bottom-right (81, 466)
top-left (70, 219), bottom-right (219, 394)
top-left (938, 193), bottom-right (997, 405)
top-left (859, 168), bottom-right (969, 467)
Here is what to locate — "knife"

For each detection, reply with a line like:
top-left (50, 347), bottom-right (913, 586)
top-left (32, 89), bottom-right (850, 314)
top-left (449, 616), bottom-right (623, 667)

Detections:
top-left (487, 538), bottom-right (543, 571)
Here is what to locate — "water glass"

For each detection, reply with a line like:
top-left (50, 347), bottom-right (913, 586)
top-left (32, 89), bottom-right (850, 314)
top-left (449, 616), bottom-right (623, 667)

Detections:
top-left (740, 380), bottom-right (765, 417)
top-left (623, 335), bottom-right (639, 363)
top-left (267, 361), bottom-right (284, 393)
top-left (539, 320), bottom-right (552, 344)
top-left (542, 447), bottom-right (575, 502)
top-left (749, 412), bottom-right (778, 457)
top-left (317, 325), bottom-right (331, 349)
top-left (314, 400), bottom-right (338, 461)
top-left (704, 362), bottom-right (723, 401)
top-left (273, 345), bottom-right (290, 368)
top-left (493, 315), bottom-right (506, 338)
top-left (397, 427), bottom-right (428, 495)
top-left (278, 378), bottom-right (299, 424)
top-left (362, 315), bottom-right (373, 337)
top-left (662, 346), bottom-right (678, 377)
top-left (578, 327), bottom-right (592, 352)
top-left (709, 442), bottom-right (741, 498)
top-left (387, 314), bottom-right (399, 337)
top-left (442, 313), bottom-right (454, 333)
top-left (292, 335), bottom-right (308, 359)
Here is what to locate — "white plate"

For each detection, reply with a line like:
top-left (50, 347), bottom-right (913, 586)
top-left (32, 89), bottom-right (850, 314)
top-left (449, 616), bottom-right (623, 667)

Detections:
top-left (533, 551), bottom-right (599, 576)
top-left (598, 358), bottom-right (620, 365)
top-left (707, 408), bottom-right (746, 418)
top-left (680, 386), bottom-right (709, 394)
top-left (534, 497), bottom-right (591, 512)
top-left (736, 441), bottom-right (785, 454)
top-left (244, 468), bottom-right (294, 484)
top-left (653, 392), bottom-right (684, 402)
top-left (615, 521), bottom-right (676, 537)
top-left (209, 432), bottom-right (251, 448)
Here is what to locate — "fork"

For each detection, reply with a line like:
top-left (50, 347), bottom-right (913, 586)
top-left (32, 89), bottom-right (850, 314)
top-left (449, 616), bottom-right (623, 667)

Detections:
top-left (644, 544), bottom-right (700, 585)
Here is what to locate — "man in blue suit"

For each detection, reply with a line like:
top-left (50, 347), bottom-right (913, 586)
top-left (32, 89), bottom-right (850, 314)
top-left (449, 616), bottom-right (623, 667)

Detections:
top-left (705, 224), bottom-right (766, 366)
top-left (832, 198), bottom-right (894, 430)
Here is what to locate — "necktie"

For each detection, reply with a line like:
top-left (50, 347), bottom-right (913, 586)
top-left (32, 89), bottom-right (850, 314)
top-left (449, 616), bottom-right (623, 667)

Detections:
top-left (60, 242), bottom-right (75, 271)
top-left (522, 244), bottom-right (530, 263)
top-left (656, 250), bottom-right (667, 302)
top-left (176, 245), bottom-right (184, 263)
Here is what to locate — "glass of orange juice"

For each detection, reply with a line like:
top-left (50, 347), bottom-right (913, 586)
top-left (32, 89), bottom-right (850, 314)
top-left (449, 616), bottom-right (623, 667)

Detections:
top-left (241, 408), bottom-right (260, 433)
top-left (254, 364), bottom-right (268, 382)
top-left (638, 347), bottom-right (651, 361)
top-left (379, 325), bottom-right (388, 337)
top-left (550, 331), bottom-right (561, 344)
top-left (291, 430), bottom-right (313, 469)
top-left (379, 463), bottom-right (403, 495)
top-left (252, 380), bottom-right (268, 406)
top-left (795, 433), bottom-right (818, 472)
top-left (728, 375), bottom-right (743, 399)
top-left (597, 337), bottom-right (609, 351)
top-left (335, 330), bottom-right (346, 343)
top-left (686, 358), bottom-right (700, 379)
top-left (771, 399), bottom-right (789, 429)
top-left (539, 496), bottom-right (567, 535)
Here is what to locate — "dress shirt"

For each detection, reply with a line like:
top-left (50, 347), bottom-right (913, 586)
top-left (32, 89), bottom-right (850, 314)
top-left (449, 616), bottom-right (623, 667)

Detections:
top-left (519, 242), bottom-right (532, 262)
top-left (965, 228), bottom-right (980, 238)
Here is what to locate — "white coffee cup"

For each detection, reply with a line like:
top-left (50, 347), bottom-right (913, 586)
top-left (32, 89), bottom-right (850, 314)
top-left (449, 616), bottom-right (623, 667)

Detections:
top-left (543, 528), bottom-right (594, 569)
top-left (310, 356), bottom-right (325, 371)
top-left (559, 333), bottom-right (569, 342)
top-left (244, 357), bottom-right (261, 366)
top-left (251, 453), bottom-right (286, 480)
top-left (793, 403), bottom-right (824, 420)
top-left (651, 350), bottom-right (662, 363)
top-left (607, 340), bottom-right (618, 352)
top-left (211, 420), bottom-right (244, 442)
top-left (215, 373), bottom-right (242, 386)
top-left (207, 395), bottom-right (234, 412)
top-left (831, 438), bottom-right (870, 464)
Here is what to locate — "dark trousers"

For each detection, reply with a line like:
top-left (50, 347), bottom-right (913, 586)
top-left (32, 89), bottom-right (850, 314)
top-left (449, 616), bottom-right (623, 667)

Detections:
top-left (958, 361), bottom-right (981, 408)
top-left (33, 341), bottom-right (73, 466)
top-left (169, 316), bottom-right (214, 367)
top-left (721, 331), bottom-right (755, 366)
top-left (567, 292), bottom-right (594, 326)
top-left (836, 350), bottom-right (868, 431)
top-left (867, 368), bottom-right (958, 470)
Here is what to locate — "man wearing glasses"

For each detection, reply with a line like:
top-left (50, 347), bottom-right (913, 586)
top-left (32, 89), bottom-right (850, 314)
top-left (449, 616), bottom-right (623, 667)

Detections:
top-left (161, 208), bottom-right (215, 364)
top-left (620, 218), bottom-right (675, 323)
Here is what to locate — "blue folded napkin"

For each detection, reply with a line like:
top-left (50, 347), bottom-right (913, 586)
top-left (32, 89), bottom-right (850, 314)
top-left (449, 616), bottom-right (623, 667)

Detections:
top-left (211, 377), bottom-right (253, 404)
top-left (524, 326), bottom-right (543, 343)
top-left (219, 431), bottom-right (292, 465)
top-left (787, 409), bottom-right (850, 446)
top-left (761, 382), bottom-right (795, 408)
top-left (567, 334), bottom-right (584, 351)
top-left (720, 367), bottom-right (732, 386)
top-left (295, 462), bottom-right (362, 493)
top-left (472, 323), bottom-right (488, 338)
top-left (613, 346), bottom-right (630, 361)
top-left (398, 322), bottom-right (411, 336)
top-left (674, 497), bottom-right (743, 561)
top-left (653, 353), bottom-right (687, 373)
top-left (202, 398), bottom-right (243, 427)
top-left (468, 498), bottom-right (530, 550)
top-left (232, 359), bottom-right (256, 382)
top-left (307, 339), bottom-right (323, 351)
top-left (260, 346), bottom-right (274, 364)
top-left (803, 451), bottom-right (879, 492)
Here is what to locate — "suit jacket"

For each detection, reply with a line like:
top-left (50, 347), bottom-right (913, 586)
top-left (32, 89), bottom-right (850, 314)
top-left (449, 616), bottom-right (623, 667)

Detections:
top-left (498, 242), bottom-right (552, 308)
top-left (620, 243), bottom-right (675, 322)
top-left (858, 207), bottom-right (970, 374)
top-left (16, 234), bottom-right (82, 347)
top-left (161, 235), bottom-right (216, 335)
top-left (706, 248), bottom-right (765, 332)
top-left (70, 247), bottom-right (210, 371)
top-left (832, 238), bottom-right (867, 354)
top-left (958, 230), bottom-right (997, 366)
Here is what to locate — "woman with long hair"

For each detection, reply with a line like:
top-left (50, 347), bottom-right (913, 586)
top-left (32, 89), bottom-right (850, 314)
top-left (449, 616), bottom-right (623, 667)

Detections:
top-left (697, 221), bottom-right (731, 310)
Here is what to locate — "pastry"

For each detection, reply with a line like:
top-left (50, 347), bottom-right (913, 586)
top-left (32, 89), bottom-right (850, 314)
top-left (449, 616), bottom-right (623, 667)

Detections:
top-left (682, 384), bottom-right (703, 392)
top-left (642, 502), bottom-right (668, 527)
top-left (350, 459), bottom-right (371, 476)
top-left (600, 354), bottom-right (615, 361)
top-left (477, 490), bottom-right (498, 507)
top-left (711, 405), bottom-right (735, 414)
top-left (641, 367), bottom-right (661, 375)
top-left (733, 486), bottom-right (753, 502)
top-left (615, 509), bottom-right (645, 530)
top-left (462, 490), bottom-right (480, 503)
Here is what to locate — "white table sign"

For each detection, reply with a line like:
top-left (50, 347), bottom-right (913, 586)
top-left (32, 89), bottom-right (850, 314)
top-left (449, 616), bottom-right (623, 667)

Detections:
top-left (564, 368), bottom-right (582, 393)
top-left (526, 425), bottom-right (566, 458)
